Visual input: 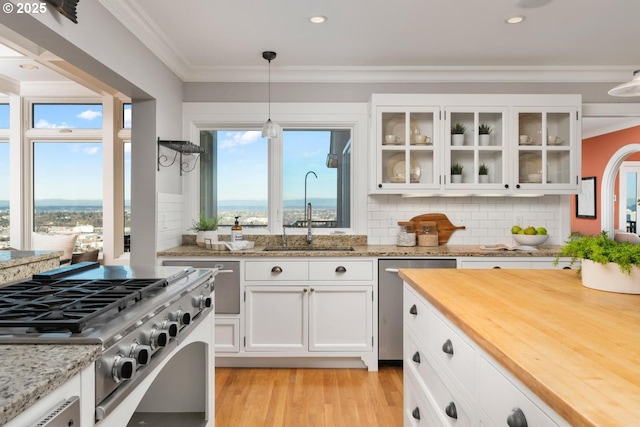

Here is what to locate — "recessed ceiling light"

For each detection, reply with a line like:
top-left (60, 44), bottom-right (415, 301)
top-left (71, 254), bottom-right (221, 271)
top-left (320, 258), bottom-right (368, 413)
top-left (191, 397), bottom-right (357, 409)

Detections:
top-left (505, 15), bottom-right (525, 24)
top-left (309, 15), bottom-right (327, 24)
top-left (19, 64), bottom-right (39, 70)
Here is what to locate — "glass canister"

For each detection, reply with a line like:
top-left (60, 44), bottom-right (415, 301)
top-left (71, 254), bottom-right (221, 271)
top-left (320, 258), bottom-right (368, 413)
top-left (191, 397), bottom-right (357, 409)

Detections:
top-left (396, 225), bottom-right (416, 247)
top-left (417, 221), bottom-right (438, 247)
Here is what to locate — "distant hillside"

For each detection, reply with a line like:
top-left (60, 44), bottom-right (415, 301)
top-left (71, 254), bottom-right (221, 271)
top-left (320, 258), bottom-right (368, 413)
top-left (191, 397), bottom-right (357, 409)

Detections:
top-left (219, 198), bottom-right (336, 209)
top-left (0, 199), bottom-right (131, 208)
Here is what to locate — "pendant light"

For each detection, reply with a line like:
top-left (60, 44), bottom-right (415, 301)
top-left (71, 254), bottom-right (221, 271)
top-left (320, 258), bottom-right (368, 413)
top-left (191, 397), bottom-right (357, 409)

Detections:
top-left (261, 51), bottom-right (278, 138)
top-left (608, 70), bottom-right (640, 97)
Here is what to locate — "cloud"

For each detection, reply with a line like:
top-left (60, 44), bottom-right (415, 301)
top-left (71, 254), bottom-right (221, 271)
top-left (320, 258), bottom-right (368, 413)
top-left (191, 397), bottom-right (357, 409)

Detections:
top-left (77, 109), bottom-right (102, 121)
top-left (123, 108), bottom-right (131, 128)
top-left (219, 131), bottom-right (262, 149)
top-left (83, 146), bottom-right (101, 155)
top-left (34, 119), bottom-right (70, 129)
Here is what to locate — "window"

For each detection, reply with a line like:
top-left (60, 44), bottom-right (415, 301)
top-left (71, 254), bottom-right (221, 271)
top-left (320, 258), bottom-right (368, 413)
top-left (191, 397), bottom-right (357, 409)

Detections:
top-left (32, 103), bottom-right (103, 129)
top-left (282, 129), bottom-right (351, 228)
top-left (199, 128), bottom-right (352, 232)
top-left (199, 130), bottom-right (269, 228)
top-left (124, 141), bottom-right (131, 251)
top-left (0, 104), bottom-right (9, 128)
top-left (0, 142), bottom-right (8, 248)
top-left (123, 104), bottom-right (131, 129)
top-left (32, 142), bottom-right (103, 251)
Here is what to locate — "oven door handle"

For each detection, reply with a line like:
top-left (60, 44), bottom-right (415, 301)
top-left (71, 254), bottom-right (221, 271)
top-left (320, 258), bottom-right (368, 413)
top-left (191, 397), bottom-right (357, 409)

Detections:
top-left (216, 269), bottom-right (234, 274)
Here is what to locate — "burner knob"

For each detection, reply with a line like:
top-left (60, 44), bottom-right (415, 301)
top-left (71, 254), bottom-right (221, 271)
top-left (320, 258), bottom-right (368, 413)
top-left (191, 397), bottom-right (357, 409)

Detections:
top-left (192, 294), bottom-right (211, 310)
top-left (145, 327), bottom-right (169, 349)
top-left (112, 354), bottom-right (136, 383)
top-left (129, 343), bottom-right (151, 365)
top-left (161, 320), bottom-right (180, 338)
top-left (169, 310), bottom-right (191, 326)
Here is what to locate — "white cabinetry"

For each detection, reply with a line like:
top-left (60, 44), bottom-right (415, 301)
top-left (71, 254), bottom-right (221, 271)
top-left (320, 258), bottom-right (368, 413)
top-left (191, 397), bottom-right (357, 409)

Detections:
top-left (458, 257), bottom-right (577, 269)
top-left (242, 258), bottom-right (377, 371)
top-left (370, 94), bottom-right (581, 195)
top-left (403, 283), bottom-right (568, 427)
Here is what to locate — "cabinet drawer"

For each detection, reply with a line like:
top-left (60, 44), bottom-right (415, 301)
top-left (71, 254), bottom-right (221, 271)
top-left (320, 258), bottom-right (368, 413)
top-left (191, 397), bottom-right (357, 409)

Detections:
top-left (245, 260), bottom-right (308, 281)
top-left (215, 318), bottom-right (240, 353)
top-left (460, 260), bottom-right (532, 269)
top-left (404, 284), bottom-right (429, 339)
top-left (404, 364), bottom-right (440, 427)
top-left (479, 356), bottom-right (559, 427)
top-left (308, 260), bottom-right (373, 281)
top-left (428, 310), bottom-right (476, 399)
top-left (405, 330), bottom-right (474, 426)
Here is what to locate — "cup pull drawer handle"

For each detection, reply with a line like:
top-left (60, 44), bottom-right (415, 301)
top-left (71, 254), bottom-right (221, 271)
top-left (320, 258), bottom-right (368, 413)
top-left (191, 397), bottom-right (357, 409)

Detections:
top-left (409, 304), bottom-right (417, 315)
top-left (442, 339), bottom-right (454, 355)
top-left (507, 407), bottom-right (528, 427)
top-left (411, 407), bottom-right (420, 420)
top-left (412, 351), bottom-right (421, 364)
top-left (271, 266), bottom-right (283, 273)
top-left (445, 402), bottom-right (457, 419)
top-left (335, 266), bottom-right (347, 273)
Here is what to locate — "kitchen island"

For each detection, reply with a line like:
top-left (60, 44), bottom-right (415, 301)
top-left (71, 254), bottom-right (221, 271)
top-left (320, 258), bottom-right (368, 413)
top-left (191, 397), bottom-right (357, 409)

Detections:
top-left (400, 268), bottom-right (640, 427)
top-left (0, 250), bottom-right (62, 285)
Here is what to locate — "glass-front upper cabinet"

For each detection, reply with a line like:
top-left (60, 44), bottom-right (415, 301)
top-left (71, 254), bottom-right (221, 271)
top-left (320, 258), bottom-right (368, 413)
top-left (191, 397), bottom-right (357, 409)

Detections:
top-left (512, 107), bottom-right (580, 192)
top-left (374, 106), bottom-right (441, 191)
top-left (444, 107), bottom-right (508, 189)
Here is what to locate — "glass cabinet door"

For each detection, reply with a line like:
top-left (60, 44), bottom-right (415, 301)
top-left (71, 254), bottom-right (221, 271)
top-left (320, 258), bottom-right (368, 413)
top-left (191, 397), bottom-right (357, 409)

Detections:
top-left (516, 109), bottom-right (576, 189)
top-left (377, 108), bottom-right (440, 190)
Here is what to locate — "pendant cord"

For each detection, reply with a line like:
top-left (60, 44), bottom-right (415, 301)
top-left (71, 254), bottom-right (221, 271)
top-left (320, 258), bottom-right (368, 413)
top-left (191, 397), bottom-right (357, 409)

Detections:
top-left (268, 59), bottom-right (271, 119)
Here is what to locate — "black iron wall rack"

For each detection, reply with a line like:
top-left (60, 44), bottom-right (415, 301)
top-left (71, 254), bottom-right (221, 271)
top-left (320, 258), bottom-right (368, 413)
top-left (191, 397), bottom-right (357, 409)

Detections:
top-left (157, 138), bottom-right (206, 175)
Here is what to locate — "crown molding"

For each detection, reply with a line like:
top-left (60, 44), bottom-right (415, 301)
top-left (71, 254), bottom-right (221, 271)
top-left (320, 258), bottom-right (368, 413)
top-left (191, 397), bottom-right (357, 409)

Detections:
top-left (102, 0), bottom-right (639, 84)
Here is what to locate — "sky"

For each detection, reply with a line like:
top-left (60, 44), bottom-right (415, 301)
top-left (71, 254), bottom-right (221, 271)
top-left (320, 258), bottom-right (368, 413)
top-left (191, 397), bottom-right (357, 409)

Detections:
top-left (0, 104), bottom-right (131, 201)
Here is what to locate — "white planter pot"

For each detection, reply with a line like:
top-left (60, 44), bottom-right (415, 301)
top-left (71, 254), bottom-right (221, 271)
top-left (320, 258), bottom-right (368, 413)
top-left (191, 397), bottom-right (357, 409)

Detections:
top-left (452, 134), bottom-right (465, 146)
top-left (196, 230), bottom-right (218, 247)
top-left (451, 174), bottom-right (462, 184)
top-left (479, 134), bottom-right (490, 146)
top-left (479, 174), bottom-right (489, 184)
top-left (581, 259), bottom-right (640, 294)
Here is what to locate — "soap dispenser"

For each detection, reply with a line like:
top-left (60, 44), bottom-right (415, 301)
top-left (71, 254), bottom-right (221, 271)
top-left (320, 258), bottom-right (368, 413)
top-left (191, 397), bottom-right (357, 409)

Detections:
top-left (231, 216), bottom-right (243, 241)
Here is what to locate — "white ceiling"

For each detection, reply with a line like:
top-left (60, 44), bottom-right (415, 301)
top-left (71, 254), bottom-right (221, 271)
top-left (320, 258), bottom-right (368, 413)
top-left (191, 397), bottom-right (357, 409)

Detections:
top-left (102, 0), bottom-right (640, 83)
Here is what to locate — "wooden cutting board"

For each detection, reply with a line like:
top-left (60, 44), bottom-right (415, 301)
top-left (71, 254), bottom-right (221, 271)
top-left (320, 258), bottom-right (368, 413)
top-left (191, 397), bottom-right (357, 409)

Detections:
top-left (401, 213), bottom-right (465, 245)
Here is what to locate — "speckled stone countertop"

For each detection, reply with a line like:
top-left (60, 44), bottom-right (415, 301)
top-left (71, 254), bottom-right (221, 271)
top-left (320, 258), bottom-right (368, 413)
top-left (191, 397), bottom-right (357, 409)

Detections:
top-left (0, 250), bottom-right (62, 285)
top-left (0, 344), bottom-right (101, 426)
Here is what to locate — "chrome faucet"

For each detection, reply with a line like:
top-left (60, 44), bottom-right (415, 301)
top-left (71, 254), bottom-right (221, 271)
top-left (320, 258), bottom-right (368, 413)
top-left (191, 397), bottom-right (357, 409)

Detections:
top-left (282, 225), bottom-right (288, 247)
top-left (304, 171), bottom-right (317, 245)
top-left (306, 202), bottom-right (313, 245)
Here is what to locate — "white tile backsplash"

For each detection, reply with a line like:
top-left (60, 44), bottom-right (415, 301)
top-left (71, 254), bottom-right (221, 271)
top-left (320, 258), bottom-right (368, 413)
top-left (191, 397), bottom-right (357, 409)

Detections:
top-left (367, 195), bottom-right (568, 246)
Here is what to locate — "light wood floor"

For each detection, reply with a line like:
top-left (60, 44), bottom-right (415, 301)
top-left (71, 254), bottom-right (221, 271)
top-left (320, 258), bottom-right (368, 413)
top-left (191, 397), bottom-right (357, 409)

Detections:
top-left (215, 366), bottom-right (403, 427)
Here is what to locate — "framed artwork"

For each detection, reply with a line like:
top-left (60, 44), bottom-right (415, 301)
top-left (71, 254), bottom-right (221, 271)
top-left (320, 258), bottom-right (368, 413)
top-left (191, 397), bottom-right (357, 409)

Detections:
top-left (576, 176), bottom-right (597, 219)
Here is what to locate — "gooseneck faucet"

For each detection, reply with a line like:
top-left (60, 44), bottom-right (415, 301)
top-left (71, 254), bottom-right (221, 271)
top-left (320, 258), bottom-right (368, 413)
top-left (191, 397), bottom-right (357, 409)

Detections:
top-left (304, 171), bottom-right (317, 245)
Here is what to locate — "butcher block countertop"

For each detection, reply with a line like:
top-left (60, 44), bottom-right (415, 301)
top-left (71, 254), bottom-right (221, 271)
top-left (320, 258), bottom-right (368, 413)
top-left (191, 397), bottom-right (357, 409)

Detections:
top-left (399, 268), bottom-right (640, 427)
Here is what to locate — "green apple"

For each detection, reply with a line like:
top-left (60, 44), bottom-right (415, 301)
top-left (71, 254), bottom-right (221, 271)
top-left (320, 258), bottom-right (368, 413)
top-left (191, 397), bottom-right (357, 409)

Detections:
top-left (536, 227), bottom-right (547, 235)
top-left (511, 225), bottom-right (522, 234)
top-left (524, 226), bottom-right (536, 235)
top-left (518, 230), bottom-right (525, 235)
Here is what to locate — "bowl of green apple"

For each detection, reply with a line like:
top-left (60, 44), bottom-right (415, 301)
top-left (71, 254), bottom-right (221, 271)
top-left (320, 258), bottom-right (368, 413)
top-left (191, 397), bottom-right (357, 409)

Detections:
top-left (511, 225), bottom-right (549, 246)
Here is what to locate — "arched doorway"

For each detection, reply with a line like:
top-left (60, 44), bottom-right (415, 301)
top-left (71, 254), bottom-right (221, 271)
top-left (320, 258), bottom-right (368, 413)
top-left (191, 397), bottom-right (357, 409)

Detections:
top-left (601, 144), bottom-right (640, 237)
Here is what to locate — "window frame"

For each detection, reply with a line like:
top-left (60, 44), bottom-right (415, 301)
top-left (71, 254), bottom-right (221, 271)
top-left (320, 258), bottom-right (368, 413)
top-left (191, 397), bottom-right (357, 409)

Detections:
top-left (184, 102), bottom-right (368, 237)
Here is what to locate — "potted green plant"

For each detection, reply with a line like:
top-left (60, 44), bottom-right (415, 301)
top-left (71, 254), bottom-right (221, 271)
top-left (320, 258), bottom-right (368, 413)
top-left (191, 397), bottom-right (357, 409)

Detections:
top-left (554, 231), bottom-right (640, 294)
top-left (451, 163), bottom-right (463, 183)
top-left (478, 164), bottom-right (489, 183)
top-left (190, 212), bottom-right (222, 247)
top-left (478, 123), bottom-right (492, 146)
top-left (451, 123), bottom-right (466, 146)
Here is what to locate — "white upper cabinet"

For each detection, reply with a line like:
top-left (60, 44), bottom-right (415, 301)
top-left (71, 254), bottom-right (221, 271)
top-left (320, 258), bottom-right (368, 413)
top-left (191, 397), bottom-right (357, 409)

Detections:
top-left (370, 94), bottom-right (582, 195)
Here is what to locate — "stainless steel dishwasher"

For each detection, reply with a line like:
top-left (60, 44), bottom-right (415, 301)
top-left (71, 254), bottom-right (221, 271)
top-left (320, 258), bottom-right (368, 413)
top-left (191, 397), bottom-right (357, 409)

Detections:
top-left (162, 260), bottom-right (240, 314)
top-left (378, 258), bottom-right (456, 363)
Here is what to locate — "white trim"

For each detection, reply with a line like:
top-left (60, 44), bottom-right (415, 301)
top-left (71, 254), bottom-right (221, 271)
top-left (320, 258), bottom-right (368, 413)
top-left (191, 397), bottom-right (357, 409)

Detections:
top-left (602, 145), bottom-right (640, 238)
top-left (183, 102), bottom-right (369, 236)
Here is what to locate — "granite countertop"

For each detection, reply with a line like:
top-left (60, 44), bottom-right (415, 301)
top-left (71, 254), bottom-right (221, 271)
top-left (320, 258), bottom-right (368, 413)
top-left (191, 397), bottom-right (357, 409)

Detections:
top-left (0, 344), bottom-right (101, 426)
top-left (0, 250), bottom-right (62, 268)
top-left (158, 244), bottom-right (565, 258)
top-left (400, 269), bottom-right (640, 427)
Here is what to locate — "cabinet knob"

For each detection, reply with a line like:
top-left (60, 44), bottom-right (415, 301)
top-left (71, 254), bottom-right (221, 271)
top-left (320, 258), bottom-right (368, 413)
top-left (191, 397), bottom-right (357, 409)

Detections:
top-left (409, 304), bottom-right (418, 315)
top-left (335, 266), bottom-right (347, 273)
top-left (378, 183), bottom-right (383, 188)
top-left (493, 266), bottom-right (502, 269)
top-left (411, 407), bottom-right (420, 420)
top-left (504, 184), bottom-right (509, 189)
top-left (412, 351), bottom-right (421, 364)
top-left (442, 338), bottom-right (454, 355)
top-left (507, 407), bottom-right (528, 427)
top-left (445, 401), bottom-right (458, 419)
top-left (516, 184), bottom-right (521, 189)
top-left (271, 266), bottom-right (283, 273)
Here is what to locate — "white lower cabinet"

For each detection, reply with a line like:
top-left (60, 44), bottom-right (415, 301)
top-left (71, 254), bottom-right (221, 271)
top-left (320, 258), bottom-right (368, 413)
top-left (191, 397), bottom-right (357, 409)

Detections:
top-left (238, 258), bottom-right (377, 370)
top-left (214, 318), bottom-right (240, 353)
top-left (458, 257), bottom-right (576, 270)
top-left (404, 283), bottom-right (567, 427)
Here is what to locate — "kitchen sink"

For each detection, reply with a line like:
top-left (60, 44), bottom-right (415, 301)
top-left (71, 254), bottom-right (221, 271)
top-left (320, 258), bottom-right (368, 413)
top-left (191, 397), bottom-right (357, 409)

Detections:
top-left (263, 246), bottom-right (355, 252)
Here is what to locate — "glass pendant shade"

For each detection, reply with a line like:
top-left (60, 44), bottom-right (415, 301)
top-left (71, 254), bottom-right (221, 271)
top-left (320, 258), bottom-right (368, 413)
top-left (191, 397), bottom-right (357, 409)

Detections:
top-left (608, 70), bottom-right (640, 97)
top-left (262, 118), bottom-right (277, 138)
